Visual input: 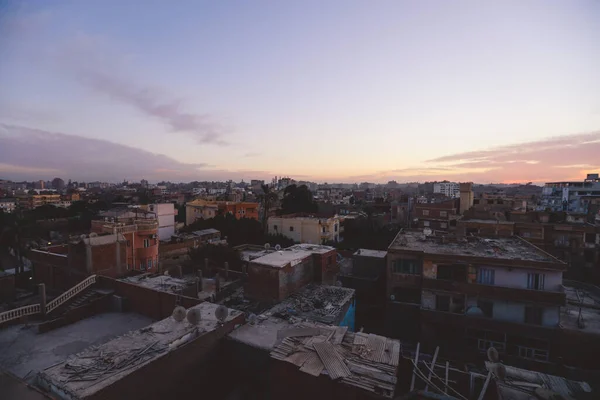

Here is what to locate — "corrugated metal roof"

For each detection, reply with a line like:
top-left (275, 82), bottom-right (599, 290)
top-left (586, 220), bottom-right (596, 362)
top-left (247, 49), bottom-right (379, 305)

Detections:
top-left (313, 341), bottom-right (351, 380)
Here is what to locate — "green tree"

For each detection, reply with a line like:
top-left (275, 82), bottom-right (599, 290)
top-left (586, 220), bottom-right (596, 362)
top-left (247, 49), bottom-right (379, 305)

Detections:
top-left (258, 184), bottom-right (278, 233)
top-left (281, 184), bottom-right (317, 215)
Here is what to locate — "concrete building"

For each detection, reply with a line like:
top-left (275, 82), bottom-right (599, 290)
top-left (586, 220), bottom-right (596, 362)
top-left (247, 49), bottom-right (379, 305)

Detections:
top-left (268, 214), bottom-right (340, 244)
top-left (539, 173), bottom-right (600, 213)
top-left (17, 194), bottom-right (61, 209)
top-left (185, 199), bottom-right (259, 225)
top-left (414, 198), bottom-right (459, 231)
top-left (386, 230), bottom-right (571, 367)
top-left (459, 182), bottom-right (474, 215)
top-left (0, 198), bottom-right (16, 213)
top-left (433, 182), bottom-right (460, 198)
top-left (143, 203), bottom-right (177, 241)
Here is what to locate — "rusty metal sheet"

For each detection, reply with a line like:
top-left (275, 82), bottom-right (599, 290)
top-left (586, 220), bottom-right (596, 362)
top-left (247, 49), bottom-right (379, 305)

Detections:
top-left (314, 341), bottom-right (351, 380)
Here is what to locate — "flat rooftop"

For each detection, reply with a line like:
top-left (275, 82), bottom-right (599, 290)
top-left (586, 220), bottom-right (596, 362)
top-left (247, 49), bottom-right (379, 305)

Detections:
top-left (0, 313), bottom-right (153, 380)
top-left (39, 303), bottom-right (241, 399)
top-left (250, 249), bottom-right (313, 268)
top-left (120, 273), bottom-right (194, 294)
top-left (562, 286), bottom-right (600, 334)
top-left (271, 324), bottom-right (399, 398)
top-left (287, 243), bottom-right (336, 254)
top-left (354, 249), bottom-right (387, 258)
top-left (389, 230), bottom-right (561, 264)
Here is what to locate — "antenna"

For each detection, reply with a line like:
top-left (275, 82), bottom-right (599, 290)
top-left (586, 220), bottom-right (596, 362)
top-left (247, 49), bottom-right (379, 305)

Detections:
top-left (215, 305), bottom-right (228, 323)
top-left (275, 244), bottom-right (281, 251)
top-left (264, 243), bottom-right (271, 250)
top-left (172, 306), bottom-right (186, 322)
top-left (186, 308), bottom-right (202, 325)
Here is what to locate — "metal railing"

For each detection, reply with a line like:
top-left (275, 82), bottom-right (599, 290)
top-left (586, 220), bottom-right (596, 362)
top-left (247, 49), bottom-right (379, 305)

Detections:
top-left (46, 275), bottom-right (97, 313)
top-left (0, 304), bottom-right (41, 324)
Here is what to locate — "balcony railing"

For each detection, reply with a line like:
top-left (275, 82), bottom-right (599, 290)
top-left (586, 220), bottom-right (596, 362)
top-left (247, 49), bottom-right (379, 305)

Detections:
top-left (422, 278), bottom-right (566, 306)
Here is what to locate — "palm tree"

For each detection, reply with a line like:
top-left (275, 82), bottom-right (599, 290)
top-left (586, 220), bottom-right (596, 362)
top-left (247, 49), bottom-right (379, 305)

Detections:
top-left (258, 184), bottom-right (278, 234)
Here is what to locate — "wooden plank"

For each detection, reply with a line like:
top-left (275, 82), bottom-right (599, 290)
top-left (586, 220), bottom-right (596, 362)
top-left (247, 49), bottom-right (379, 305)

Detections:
top-left (410, 342), bottom-right (420, 391)
top-left (424, 346), bottom-right (439, 392)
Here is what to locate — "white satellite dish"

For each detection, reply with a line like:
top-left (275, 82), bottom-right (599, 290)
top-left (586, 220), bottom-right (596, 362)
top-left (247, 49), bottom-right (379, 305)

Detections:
top-left (215, 305), bottom-right (228, 323)
top-left (487, 347), bottom-right (499, 363)
top-left (172, 306), bottom-right (186, 322)
top-left (275, 244), bottom-right (281, 251)
top-left (89, 232), bottom-right (98, 237)
top-left (80, 234), bottom-right (87, 240)
top-left (248, 313), bottom-right (257, 325)
top-left (390, 294), bottom-right (396, 301)
top-left (423, 228), bottom-right (432, 236)
top-left (186, 308), bottom-right (202, 325)
top-left (264, 243), bottom-right (271, 250)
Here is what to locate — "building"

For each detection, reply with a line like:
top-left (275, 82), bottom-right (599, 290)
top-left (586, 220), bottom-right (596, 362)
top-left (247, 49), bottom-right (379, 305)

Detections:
top-left (142, 203), bottom-right (177, 241)
top-left (539, 173), bottom-right (600, 213)
top-left (414, 198), bottom-right (459, 231)
top-left (459, 182), bottom-right (474, 215)
top-left (0, 198), bottom-right (16, 213)
top-left (433, 182), bottom-right (460, 198)
top-left (268, 214), bottom-right (340, 244)
top-left (385, 230), bottom-right (573, 367)
top-left (92, 209), bottom-right (160, 273)
top-left (17, 194), bottom-right (61, 209)
top-left (185, 199), bottom-right (259, 225)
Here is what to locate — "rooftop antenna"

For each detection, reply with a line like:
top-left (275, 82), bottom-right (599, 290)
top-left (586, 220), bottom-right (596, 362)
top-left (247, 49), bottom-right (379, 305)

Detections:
top-left (172, 306), bottom-right (186, 322)
top-left (215, 305), bottom-right (228, 324)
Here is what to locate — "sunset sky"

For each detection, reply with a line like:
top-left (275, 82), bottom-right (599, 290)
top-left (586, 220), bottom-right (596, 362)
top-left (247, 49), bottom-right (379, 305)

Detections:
top-left (1, 1), bottom-right (599, 183)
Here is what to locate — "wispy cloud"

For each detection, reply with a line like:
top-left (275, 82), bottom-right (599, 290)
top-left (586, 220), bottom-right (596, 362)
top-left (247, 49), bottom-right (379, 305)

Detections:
top-left (53, 34), bottom-right (230, 145)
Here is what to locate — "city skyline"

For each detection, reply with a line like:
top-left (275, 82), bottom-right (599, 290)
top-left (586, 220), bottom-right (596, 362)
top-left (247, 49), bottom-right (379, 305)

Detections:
top-left (1, 1), bottom-right (599, 183)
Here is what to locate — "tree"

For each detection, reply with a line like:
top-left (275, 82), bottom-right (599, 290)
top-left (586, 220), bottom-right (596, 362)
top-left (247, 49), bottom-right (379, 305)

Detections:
top-left (281, 184), bottom-right (317, 215)
top-left (258, 184), bottom-right (278, 233)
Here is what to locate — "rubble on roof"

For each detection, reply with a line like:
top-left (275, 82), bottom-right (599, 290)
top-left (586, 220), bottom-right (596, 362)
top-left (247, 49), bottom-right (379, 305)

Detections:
top-left (271, 322), bottom-right (400, 398)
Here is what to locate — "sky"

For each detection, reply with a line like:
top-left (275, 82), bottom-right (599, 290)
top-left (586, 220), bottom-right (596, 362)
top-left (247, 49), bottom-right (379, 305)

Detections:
top-left (0, 0), bottom-right (599, 184)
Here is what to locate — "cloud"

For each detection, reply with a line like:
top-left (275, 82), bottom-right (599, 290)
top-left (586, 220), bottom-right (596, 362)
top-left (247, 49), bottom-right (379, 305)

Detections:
top-left (0, 124), bottom-right (276, 182)
top-left (52, 34), bottom-right (230, 146)
top-left (242, 152), bottom-right (260, 158)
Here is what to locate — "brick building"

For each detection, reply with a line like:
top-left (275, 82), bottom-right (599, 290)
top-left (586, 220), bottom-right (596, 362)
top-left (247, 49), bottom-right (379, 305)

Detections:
top-left (414, 198), bottom-right (459, 231)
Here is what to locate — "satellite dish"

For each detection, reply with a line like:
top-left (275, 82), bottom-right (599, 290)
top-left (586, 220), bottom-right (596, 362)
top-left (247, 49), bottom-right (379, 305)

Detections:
top-left (466, 306), bottom-right (484, 316)
top-left (215, 305), bottom-right (228, 323)
top-left (248, 313), bottom-right (257, 325)
top-left (336, 281), bottom-right (343, 287)
top-left (80, 234), bottom-right (87, 240)
top-left (487, 347), bottom-right (499, 363)
top-left (423, 228), bottom-right (432, 236)
top-left (390, 294), bottom-right (396, 301)
top-left (172, 306), bottom-right (186, 322)
top-left (264, 243), bottom-right (271, 250)
top-left (275, 244), bottom-right (281, 251)
top-left (89, 232), bottom-right (98, 237)
top-left (186, 308), bottom-right (202, 325)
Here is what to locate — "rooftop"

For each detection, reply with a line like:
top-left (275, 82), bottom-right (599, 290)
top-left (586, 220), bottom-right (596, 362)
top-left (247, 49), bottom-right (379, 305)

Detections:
top-left (354, 249), bottom-right (387, 258)
top-left (250, 249), bottom-right (314, 268)
top-left (271, 324), bottom-right (399, 398)
top-left (0, 312), bottom-right (154, 380)
top-left (389, 230), bottom-right (562, 265)
top-left (38, 303), bottom-right (241, 399)
top-left (120, 273), bottom-right (194, 294)
top-left (561, 285), bottom-right (600, 334)
top-left (192, 228), bottom-right (220, 236)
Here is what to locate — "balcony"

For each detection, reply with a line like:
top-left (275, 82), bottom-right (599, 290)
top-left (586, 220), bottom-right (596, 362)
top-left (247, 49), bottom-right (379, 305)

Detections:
top-left (422, 278), bottom-right (566, 306)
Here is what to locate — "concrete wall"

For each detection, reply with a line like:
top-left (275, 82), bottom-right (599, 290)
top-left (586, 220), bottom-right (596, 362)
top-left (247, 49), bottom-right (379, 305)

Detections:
top-left (278, 258), bottom-right (314, 300)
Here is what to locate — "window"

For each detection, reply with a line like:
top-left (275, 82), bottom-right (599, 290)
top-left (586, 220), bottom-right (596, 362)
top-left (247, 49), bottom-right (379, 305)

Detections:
top-left (334, 224), bottom-right (338, 232)
top-left (273, 224), bottom-right (278, 231)
top-left (143, 239), bottom-right (150, 248)
top-left (584, 250), bottom-right (594, 263)
top-left (126, 240), bottom-right (131, 247)
top-left (487, 199), bottom-right (494, 204)
top-left (440, 222), bottom-right (447, 229)
top-left (435, 295), bottom-right (450, 312)
top-left (423, 221), bottom-right (430, 227)
top-left (522, 232), bottom-right (531, 238)
top-left (322, 227), bottom-right (326, 233)
top-left (140, 261), bottom-right (145, 271)
top-left (518, 347), bottom-right (549, 361)
top-left (527, 273), bottom-right (545, 290)
top-left (474, 199), bottom-right (480, 205)
top-left (422, 210), bottom-right (430, 216)
top-left (440, 211), bottom-right (447, 217)
top-left (289, 226), bottom-right (294, 232)
top-left (148, 259), bottom-right (153, 270)
top-left (478, 299), bottom-right (493, 318)
top-left (392, 259), bottom-right (421, 275)
top-left (585, 233), bottom-right (596, 243)
top-left (477, 268), bottom-right (495, 285)
top-left (524, 306), bottom-right (543, 325)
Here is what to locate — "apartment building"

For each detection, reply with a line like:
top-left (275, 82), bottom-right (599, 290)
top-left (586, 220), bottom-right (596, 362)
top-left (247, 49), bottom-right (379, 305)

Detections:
top-left (185, 199), bottom-right (259, 225)
top-left (92, 209), bottom-right (159, 272)
top-left (0, 198), bottom-right (16, 213)
top-left (385, 230), bottom-right (568, 366)
top-left (539, 173), bottom-right (600, 213)
top-left (415, 198), bottom-right (459, 231)
top-left (433, 182), bottom-right (460, 198)
top-left (268, 214), bottom-right (340, 244)
top-left (142, 203), bottom-right (177, 241)
top-left (17, 194), bottom-right (61, 209)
